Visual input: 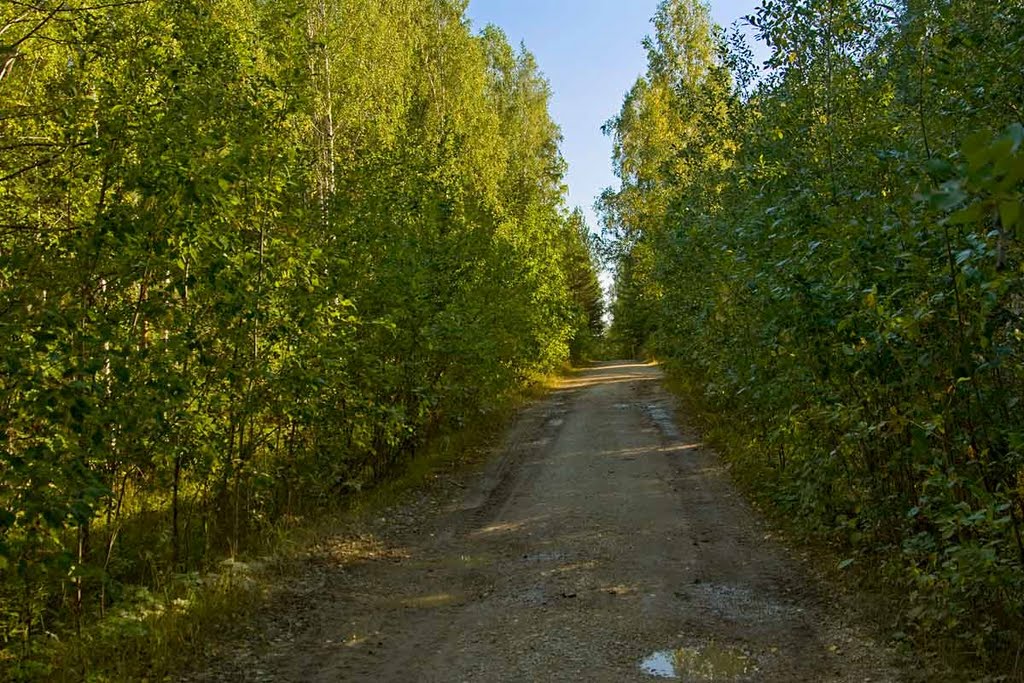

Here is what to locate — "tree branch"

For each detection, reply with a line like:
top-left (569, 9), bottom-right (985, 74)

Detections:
top-left (7, 0), bottom-right (66, 53)
top-left (0, 143), bottom-right (86, 183)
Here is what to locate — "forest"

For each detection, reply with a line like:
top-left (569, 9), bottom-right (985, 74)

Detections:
top-left (5, 0), bottom-right (1024, 677)
top-left (0, 0), bottom-right (602, 676)
top-left (602, 0), bottom-right (1024, 665)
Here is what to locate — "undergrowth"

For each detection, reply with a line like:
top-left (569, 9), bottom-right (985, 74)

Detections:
top-left (602, 0), bottom-right (1024, 672)
top-left (3, 373), bottom-right (560, 682)
top-left (660, 366), bottom-right (1018, 681)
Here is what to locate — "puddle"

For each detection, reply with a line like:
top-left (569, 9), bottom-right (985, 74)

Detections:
top-left (643, 404), bottom-right (682, 439)
top-left (521, 551), bottom-right (566, 563)
top-left (408, 554), bottom-right (491, 571)
top-left (640, 644), bottom-right (756, 680)
top-left (519, 586), bottom-right (547, 606)
top-left (641, 651), bottom-right (679, 679)
top-left (690, 583), bottom-right (801, 622)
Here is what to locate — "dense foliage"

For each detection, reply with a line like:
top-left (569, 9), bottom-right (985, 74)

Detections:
top-left (603, 0), bottom-right (1024, 662)
top-left (0, 0), bottom-right (601, 673)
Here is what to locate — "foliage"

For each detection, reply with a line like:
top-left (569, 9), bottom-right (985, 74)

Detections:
top-left (603, 0), bottom-right (1024, 664)
top-left (0, 0), bottom-right (601, 676)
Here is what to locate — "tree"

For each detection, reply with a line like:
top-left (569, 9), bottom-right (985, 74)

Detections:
top-left (0, 1), bottom-right (603, 673)
top-left (602, 0), bottom-right (1024, 663)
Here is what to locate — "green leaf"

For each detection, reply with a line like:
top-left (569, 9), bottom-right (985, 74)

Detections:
top-left (927, 181), bottom-right (967, 212)
top-left (998, 200), bottom-right (1021, 230)
top-left (1002, 122), bottom-right (1024, 154)
top-left (924, 158), bottom-right (954, 181)
top-left (946, 203), bottom-right (984, 225)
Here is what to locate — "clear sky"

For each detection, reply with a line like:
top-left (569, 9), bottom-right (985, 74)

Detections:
top-left (464, 1), bottom-right (766, 234)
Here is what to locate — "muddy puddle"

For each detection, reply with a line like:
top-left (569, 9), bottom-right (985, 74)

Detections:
top-left (640, 643), bottom-right (757, 680)
top-left (643, 404), bottom-right (682, 439)
top-left (408, 554), bottom-right (493, 570)
top-left (688, 583), bottom-right (802, 623)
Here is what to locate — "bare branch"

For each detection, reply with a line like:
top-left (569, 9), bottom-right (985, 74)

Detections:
top-left (0, 10), bottom-right (33, 40)
top-left (7, 1), bottom-right (66, 52)
top-left (7, 0), bottom-right (150, 14)
top-left (0, 140), bottom-right (62, 151)
top-left (0, 142), bottom-right (87, 183)
top-left (0, 52), bottom-right (17, 82)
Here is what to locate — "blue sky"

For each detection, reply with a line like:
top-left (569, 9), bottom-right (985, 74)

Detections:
top-left (465, 1), bottom-right (766, 233)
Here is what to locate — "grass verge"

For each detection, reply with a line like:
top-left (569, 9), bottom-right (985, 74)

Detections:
top-left (12, 371), bottom-right (564, 683)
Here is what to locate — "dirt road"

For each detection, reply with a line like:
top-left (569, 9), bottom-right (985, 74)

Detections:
top-left (191, 362), bottom-right (909, 682)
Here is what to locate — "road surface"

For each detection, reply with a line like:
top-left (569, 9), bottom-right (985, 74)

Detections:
top-left (190, 362), bottom-right (907, 682)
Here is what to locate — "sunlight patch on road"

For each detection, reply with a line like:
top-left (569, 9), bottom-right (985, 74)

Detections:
top-left (542, 560), bottom-right (598, 576)
top-left (474, 520), bottom-right (527, 535)
top-left (471, 515), bottom-right (548, 537)
top-left (559, 374), bottom-right (660, 389)
top-left (580, 362), bottom-right (659, 371)
top-left (400, 593), bottom-right (460, 609)
top-left (322, 535), bottom-right (411, 565)
top-left (343, 634), bottom-right (368, 648)
top-left (662, 442), bottom-right (703, 454)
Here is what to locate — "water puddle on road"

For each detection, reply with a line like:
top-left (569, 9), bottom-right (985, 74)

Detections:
top-left (640, 644), bottom-right (756, 680)
top-left (685, 583), bottom-right (801, 623)
top-left (409, 553), bottom-right (492, 571)
top-left (642, 404), bottom-right (682, 440)
top-left (520, 550), bottom-right (566, 563)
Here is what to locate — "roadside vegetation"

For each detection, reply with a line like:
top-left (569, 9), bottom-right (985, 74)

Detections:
top-left (602, 0), bottom-right (1024, 670)
top-left (0, 1), bottom-right (602, 678)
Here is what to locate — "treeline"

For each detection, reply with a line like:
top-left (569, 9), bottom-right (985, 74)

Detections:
top-left (0, 0), bottom-right (601, 670)
top-left (603, 0), bottom-right (1024, 663)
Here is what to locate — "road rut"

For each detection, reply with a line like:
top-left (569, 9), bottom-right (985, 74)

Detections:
top-left (190, 361), bottom-right (908, 682)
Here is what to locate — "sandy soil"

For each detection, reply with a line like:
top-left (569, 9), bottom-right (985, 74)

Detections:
top-left (186, 362), bottom-right (914, 682)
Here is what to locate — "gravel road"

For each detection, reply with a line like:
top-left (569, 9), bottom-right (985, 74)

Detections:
top-left (189, 361), bottom-right (911, 682)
